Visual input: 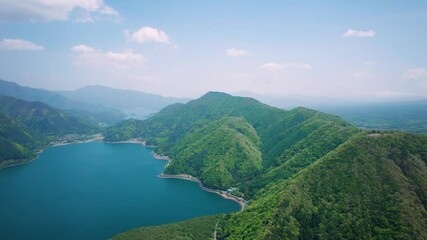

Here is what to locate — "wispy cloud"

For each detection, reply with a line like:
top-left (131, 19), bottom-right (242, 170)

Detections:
top-left (0, 38), bottom-right (44, 51)
top-left (0, 0), bottom-right (119, 22)
top-left (260, 62), bottom-right (312, 71)
top-left (71, 44), bottom-right (143, 70)
top-left (130, 27), bottom-right (171, 44)
top-left (402, 68), bottom-right (427, 80)
top-left (226, 48), bottom-right (248, 57)
top-left (343, 28), bottom-right (376, 38)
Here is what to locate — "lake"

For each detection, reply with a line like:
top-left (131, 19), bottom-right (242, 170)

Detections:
top-left (0, 142), bottom-right (240, 240)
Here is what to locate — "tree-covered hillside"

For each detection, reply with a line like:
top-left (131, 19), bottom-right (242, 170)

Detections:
top-left (113, 215), bottom-right (221, 240)
top-left (218, 131), bottom-right (427, 239)
top-left (0, 114), bottom-right (40, 163)
top-left (0, 95), bottom-right (97, 167)
top-left (105, 92), bottom-right (358, 194)
top-left (164, 117), bottom-right (263, 189)
top-left (108, 92), bottom-right (427, 239)
top-left (0, 95), bottom-right (95, 136)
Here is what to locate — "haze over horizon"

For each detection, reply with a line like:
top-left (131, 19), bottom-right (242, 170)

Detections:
top-left (1, 1), bottom-right (426, 100)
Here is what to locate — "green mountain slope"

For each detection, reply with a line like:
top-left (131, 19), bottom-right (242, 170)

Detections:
top-left (0, 96), bottom-right (98, 167)
top-left (108, 92), bottom-right (426, 239)
top-left (105, 92), bottom-right (357, 193)
top-left (0, 114), bottom-right (40, 163)
top-left (103, 119), bottom-right (148, 141)
top-left (218, 131), bottom-right (427, 239)
top-left (113, 215), bottom-right (221, 240)
top-left (0, 95), bottom-right (95, 136)
top-left (165, 117), bottom-right (262, 189)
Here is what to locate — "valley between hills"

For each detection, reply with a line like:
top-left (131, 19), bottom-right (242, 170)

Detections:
top-left (0, 82), bottom-right (426, 239)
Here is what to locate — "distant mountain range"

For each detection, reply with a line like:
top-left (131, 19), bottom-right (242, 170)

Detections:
top-left (106, 92), bottom-right (427, 239)
top-left (0, 79), bottom-right (189, 123)
top-left (59, 85), bottom-right (189, 120)
top-left (2, 79), bottom-right (426, 133)
top-left (234, 91), bottom-right (427, 109)
top-left (235, 91), bottom-right (427, 134)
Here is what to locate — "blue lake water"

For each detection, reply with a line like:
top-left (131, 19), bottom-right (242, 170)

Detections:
top-left (0, 142), bottom-right (240, 240)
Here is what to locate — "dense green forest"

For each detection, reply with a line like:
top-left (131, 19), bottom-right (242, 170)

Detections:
top-left (113, 215), bottom-right (221, 240)
top-left (105, 92), bottom-right (358, 195)
top-left (0, 95), bottom-right (95, 136)
top-left (218, 131), bottom-right (427, 239)
top-left (0, 114), bottom-right (39, 164)
top-left (106, 92), bottom-right (427, 239)
top-left (0, 95), bottom-right (97, 167)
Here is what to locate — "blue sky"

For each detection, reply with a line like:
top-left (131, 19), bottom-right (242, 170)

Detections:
top-left (0, 1), bottom-right (426, 100)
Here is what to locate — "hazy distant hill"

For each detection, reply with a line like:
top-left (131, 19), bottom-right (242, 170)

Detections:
top-left (320, 100), bottom-right (427, 134)
top-left (235, 91), bottom-right (427, 134)
top-left (107, 92), bottom-right (427, 239)
top-left (60, 85), bottom-right (189, 119)
top-left (0, 79), bottom-right (125, 124)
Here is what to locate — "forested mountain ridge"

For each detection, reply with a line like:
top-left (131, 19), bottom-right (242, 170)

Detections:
top-left (105, 92), bottom-right (358, 194)
top-left (107, 92), bottom-right (427, 239)
top-left (0, 95), bottom-right (95, 136)
top-left (0, 114), bottom-right (40, 164)
top-left (218, 131), bottom-right (427, 239)
top-left (0, 96), bottom-right (97, 167)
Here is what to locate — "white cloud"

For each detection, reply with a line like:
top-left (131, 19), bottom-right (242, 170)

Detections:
top-left (343, 28), bottom-right (376, 38)
top-left (226, 48), bottom-right (248, 57)
top-left (71, 44), bottom-right (95, 52)
top-left (74, 12), bottom-right (94, 23)
top-left (0, 38), bottom-right (44, 51)
top-left (260, 62), bottom-right (312, 71)
top-left (130, 27), bottom-right (171, 44)
top-left (0, 0), bottom-right (119, 22)
top-left (71, 44), bottom-right (143, 70)
top-left (402, 68), bottom-right (427, 80)
top-left (99, 5), bottom-right (118, 16)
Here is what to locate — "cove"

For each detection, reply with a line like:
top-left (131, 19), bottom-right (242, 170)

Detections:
top-left (0, 142), bottom-right (240, 240)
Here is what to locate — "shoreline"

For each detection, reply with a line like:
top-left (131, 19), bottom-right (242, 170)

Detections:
top-left (50, 134), bottom-right (104, 147)
top-left (0, 134), bottom-right (104, 170)
top-left (151, 152), bottom-right (172, 168)
top-left (158, 173), bottom-right (247, 210)
top-left (106, 139), bottom-right (156, 148)
top-left (2, 137), bottom-right (248, 210)
top-left (151, 151), bottom-right (246, 210)
top-left (0, 155), bottom-right (41, 170)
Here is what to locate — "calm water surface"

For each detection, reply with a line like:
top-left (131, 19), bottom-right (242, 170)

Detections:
top-left (0, 142), bottom-right (240, 240)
